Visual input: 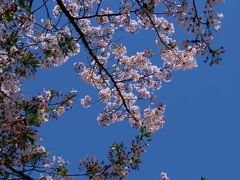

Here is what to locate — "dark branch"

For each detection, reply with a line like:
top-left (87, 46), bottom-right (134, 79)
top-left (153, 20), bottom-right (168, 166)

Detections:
top-left (7, 166), bottom-right (34, 180)
top-left (56, 0), bottom-right (138, 121)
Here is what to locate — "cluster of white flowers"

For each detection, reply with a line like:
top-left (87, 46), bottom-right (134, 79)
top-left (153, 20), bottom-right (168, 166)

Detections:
top-left (81, 95), bottom-right (92, 108)
top-left (161, 172), bottom-right (169, 180)
top-left (31, 28), bottom-right (80, 69)
top-left (37, 109), bottom-right (49, 123)
top-left (67, 0), bottom-right (205, 133)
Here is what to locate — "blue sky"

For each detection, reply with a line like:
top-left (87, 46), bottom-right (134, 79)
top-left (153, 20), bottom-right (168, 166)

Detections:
top-left (23, 0), bottom-right (240, 179)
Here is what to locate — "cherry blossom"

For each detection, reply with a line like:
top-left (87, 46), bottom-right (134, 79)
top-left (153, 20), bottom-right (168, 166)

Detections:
top-left (81, 95), bottom-right (92, 108)
top-left (161, 172), bottom-right (169, 180)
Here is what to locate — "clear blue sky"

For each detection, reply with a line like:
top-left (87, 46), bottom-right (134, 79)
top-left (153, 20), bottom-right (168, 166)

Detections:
top-left (23, 0), bottom-right (240, 179)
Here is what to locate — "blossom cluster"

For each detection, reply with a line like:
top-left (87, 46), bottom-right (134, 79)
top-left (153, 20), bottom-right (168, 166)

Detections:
top-left (79, 128), bottom-right (150, 179)
top-left (0, 0), bottom-right (77, 173)
top-left (67, 0), bottom-right (205, 133)
top-left (172, 0), bottom-right (225, 65)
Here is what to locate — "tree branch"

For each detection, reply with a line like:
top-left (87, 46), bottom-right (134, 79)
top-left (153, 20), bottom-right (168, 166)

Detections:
top-left (56, 0), bottom-right (138, 121)
top-left (7, 166), bottom-right (34, 180)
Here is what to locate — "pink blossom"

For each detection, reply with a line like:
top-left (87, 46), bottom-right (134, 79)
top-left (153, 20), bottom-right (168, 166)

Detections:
top-left (81, 95), bottom-right (92, 108)
top-left (161, 172), bottom-right (169, 180)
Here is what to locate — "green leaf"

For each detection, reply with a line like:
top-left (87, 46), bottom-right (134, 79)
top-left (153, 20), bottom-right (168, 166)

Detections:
top-left (201, 176), bottom-right (206, 180)
top-left (59, 167), bottom-right (68, 175)
top-left (23, 6), bottom-right (31, 11)
top-left (18, 0), bottom-right (26, 6)
top-left (66, 37), bottom-right (72, 44)
top-left (114, 143), bottom-right (119, 149)
top-left (32, 60), bottom-right (40, 64)
top-left (135, 135), bottom-right (139, 140)
top-left (144, 132), bottom-right (152, 137)
top-left (9, 32), bottom-right (17, 43)
top-left (140, 126), bottom-right (144, 134)
top-left (29, 114), bottom-right (38, 124)
top-left (68, 44), bottom-right (74, 53)
top-left (5, 13), bottom-right (14, 22)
